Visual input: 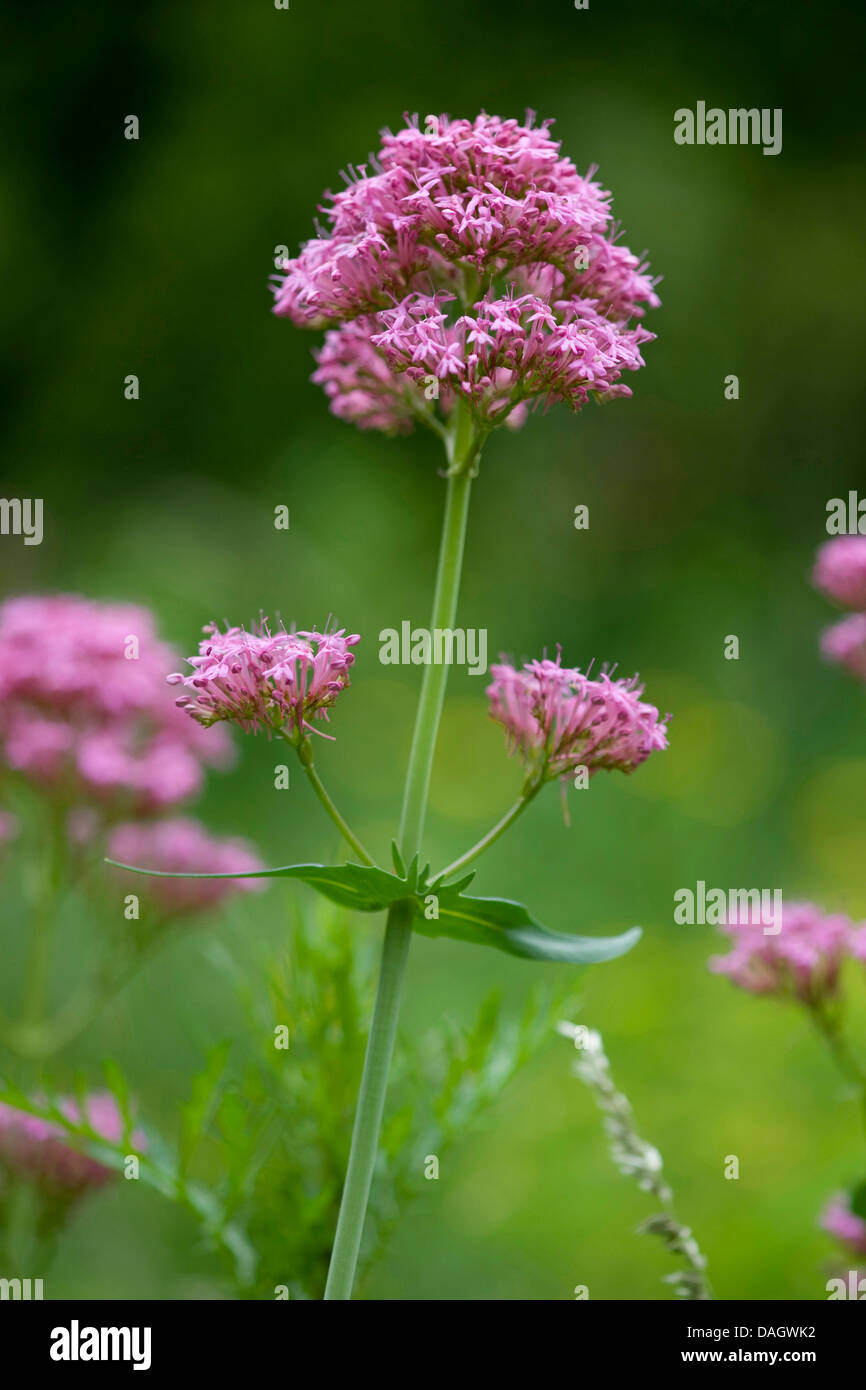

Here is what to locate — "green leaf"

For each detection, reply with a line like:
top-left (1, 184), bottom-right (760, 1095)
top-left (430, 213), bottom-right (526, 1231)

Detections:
top-left (412, 886), bottom-right (642, 964)
top-left (179, 1041), bottom-right (231, 1177)
top-left (106, 858), bottom-right (412, 913)
top-left (105, 855), bottom-right (640, 961)
top-left (850, 1180), bottom-right (866, 1221)
top-left (102, 1057), bottom-right (135, 1146)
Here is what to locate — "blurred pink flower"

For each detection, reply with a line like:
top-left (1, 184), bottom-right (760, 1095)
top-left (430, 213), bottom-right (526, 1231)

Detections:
top-left (0, 1093), bottom-right (141, 1195)
top-left (812, 536), bottom-right (866, 612)
top-left (709, 901), bottom-right (857, 1003)
top-left (273, 111), bottom-right (658, 434)
top-left (0, 595), bottom-right (232, 813)
top-left (821, 1194), bottom-right (866, 1257)
top-left (820, 613), bottom-right (866, 683)
top-left (108, 817), bottom-right (265, 915)
top-left (487, 653), bottom-right (669, 784)
top-left (169, 621), bottom-right (359, 740)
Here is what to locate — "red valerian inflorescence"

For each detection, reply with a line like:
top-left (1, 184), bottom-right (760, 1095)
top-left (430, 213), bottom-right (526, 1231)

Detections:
top-left (709, 900), bottom-right (862, 1004)
top-left (821, 1194), bottom-right (866, 1258)
top-left (0, 593), bottom-right (263, 921)
top-left (487, 654), bottom-right (669, 784)
top-left (168, 621), bottom-right (360, 741)
top-left (0, 595), bottom-right (232, 813)
top-left (273, 112), bottom-right (659, 435)
top-left (813, 536), bottom-right (866, 612)
top-left (812, 536), bottom-right (866, 684)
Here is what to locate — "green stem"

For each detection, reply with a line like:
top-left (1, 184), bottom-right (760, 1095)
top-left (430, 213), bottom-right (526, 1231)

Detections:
top-left (809, 1002), bottom-right (866, 1138)
top-left (323, 404), bottom-right (478, 1301)
top-left (322, 899), bottom-right (413, 1300)
top-left (435, 791), bottom-right (538, 882)
top-left (399, 460), bottom-right (475, 853)
top-left (293, 739), bottom-right (376, 867)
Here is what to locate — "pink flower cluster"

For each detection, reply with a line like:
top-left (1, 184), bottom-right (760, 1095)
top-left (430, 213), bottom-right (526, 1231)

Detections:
top-left (812, 537), bottom-right (866, 684)
top-left (108, 818), bottom-right (265, 915)
top-left (821, 1194), bottom-right (866, 1257)
top-left (813, 536), bottom-right (866, 611)
top-left (169, 621), bottom-right (360, 740)
top-left (709, 901), bottom-right (863, 1004)
top-left (820, 614), bottom-right (866, 684)
top-left (275, 112), bottom-right (659, 434)
top-left (369, 289), bottom-right (649, 427)
top-left (487, 654), bottom-right (669, 784)
top-left (0, 1094), bottom-right (140, 1195)
top-left (0, 594), bottom-right (264, 921)
top-left (0, 595), bottom-right (231, 813)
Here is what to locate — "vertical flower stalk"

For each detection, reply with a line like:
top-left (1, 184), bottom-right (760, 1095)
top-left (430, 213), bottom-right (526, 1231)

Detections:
top-left (324, 410), bottom-right (478, 1300)
top-left (270, 109), bottom-right (661, 1299)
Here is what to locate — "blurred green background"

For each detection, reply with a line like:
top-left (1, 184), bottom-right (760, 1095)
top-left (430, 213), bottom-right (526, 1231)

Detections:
top-left (2, 0), bottom-right (866, 1299)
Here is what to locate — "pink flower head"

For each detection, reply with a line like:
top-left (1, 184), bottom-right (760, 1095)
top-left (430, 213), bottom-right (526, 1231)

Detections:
top-left (820, 613), bottom-right (866, 683)
top-left (273, 112), bottom-right (659, 436)
top-left (0, 1093), bottom-right (141, 1196)
top-left (812, 536), bottom-right (866, 612)
top-left (108, 817), bottom-right (266, 915)
top-left (486, 653), bottom-right (669, 785)
top-left (821, 1194), bottom-right (866, 1257)
top-left (168, 620), bottom-right (360, 741)
top-left (709, 900), bottom-right (856, 1003)
top-left (0, 595), bottom-right (232, 814)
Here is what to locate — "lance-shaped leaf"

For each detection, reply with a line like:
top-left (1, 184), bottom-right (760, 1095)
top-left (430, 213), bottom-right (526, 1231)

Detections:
top-left (105, 857), bottom-right (641, 961)
top-left (105, 858), bottom-right (412, 913)
top-left (412, 886), bottom-right (641, 964)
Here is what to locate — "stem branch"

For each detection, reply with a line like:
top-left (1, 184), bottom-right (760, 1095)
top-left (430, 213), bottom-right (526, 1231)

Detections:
top-left (436, 791), bottom-right (538, 881)
top-left (292, 739), bottom-right (376, 867)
